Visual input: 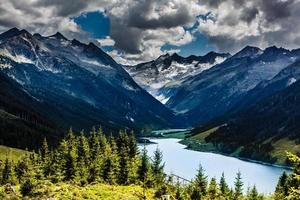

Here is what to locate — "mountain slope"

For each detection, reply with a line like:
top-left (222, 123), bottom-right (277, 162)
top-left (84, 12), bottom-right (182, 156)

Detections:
top-left (125, 52), bottom-right (230, 104)
top-left (166, 46), bottom-right (300, 125)
top-left (0, 71), bottom-right (61, 149)
top-left (0, 28), bottom-right (182, 138)
top-left (203, 77), bottom-right (300, 164)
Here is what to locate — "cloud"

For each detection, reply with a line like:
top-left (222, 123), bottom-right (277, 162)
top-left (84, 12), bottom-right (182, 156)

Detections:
top-left (195, 0), bottom-right (300, 53)
top-left (97, 36), bottom-right (115, 46)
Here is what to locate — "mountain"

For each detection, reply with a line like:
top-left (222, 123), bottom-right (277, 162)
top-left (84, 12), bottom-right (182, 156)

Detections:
top-left (124, 52), bottom-right (230, 104)
top-left (0, 71), bottom-right (61, 149)
top-left (202, 77), bottom-right (300, 164)
top-left (0, 28), bottom-right (182, 146)
top-left (166, 46), bottom-right (300, 125)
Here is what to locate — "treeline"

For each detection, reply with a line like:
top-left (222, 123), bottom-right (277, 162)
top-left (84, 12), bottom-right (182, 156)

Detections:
top-left (0, 128), bottom-right (299, 199)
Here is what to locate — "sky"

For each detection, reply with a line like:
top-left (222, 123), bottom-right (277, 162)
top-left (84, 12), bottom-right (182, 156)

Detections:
top-left (0, 0), bottom-right (299, 65)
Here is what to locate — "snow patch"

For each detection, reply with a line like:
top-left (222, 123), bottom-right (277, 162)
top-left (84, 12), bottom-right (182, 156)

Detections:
top-left (287, 77), bottom-right (297, 86)
top-left (0, 49), bottom-right (34, 64)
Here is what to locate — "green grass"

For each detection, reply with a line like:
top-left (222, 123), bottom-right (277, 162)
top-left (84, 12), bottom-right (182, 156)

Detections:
top-left (191, 127), bottom-right (219, 142)
top-left (270, 138), bottom-right (300, 165)
top-left (0, 182), bottom-right (156, 200)
top-left (0, 145), bottom-right (29, 162)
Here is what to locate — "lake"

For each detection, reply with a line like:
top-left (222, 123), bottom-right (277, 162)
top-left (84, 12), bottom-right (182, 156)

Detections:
top-left (140, 138), bottom-right (290, 194)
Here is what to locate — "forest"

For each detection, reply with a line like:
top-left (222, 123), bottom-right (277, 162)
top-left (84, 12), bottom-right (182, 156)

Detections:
top-left (0, 128), bottom-right (299, 199)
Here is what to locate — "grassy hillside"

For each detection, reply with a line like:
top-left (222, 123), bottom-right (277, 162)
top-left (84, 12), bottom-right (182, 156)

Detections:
top-left (0, 183), bottom-right (155, 200)
top-left (0, 145), bottom-right (28, 162)
top-left (183, 126), bottom-right (299, 166)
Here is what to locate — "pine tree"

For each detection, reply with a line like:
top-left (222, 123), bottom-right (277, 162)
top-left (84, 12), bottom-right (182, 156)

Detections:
top-left (274, 171), bottom-right (289, 199)
top-left (193, 164), bottom-right (208, 197)
top-left (247, 185), bottom-right (259, 200)
top-left (89, 127), bottom-right (100, 161)
top-left (40, 138), bottom-right (51, 177)
top-left (15, 155), bottom-right (32, 183)
top-left (118, 145), bottom-right (130, 185)
top-left (88, 127), bottom-right (102, 183)
top-left (76, 132), bottom-right (90, 185)
top-left (233, 171), bottom-right (243, 200)
top-left (137, 147), bottom-right (152, 187)
top-left (101, 140), bottom-right (119, 185)
top-left (59, 137), bottom-right (79, 181)
top-left (219, 172), bottom-right (229, 196)
top-left (1, 158), bottom-right (16, 185)
top-left (208, 177), bottom-right (220, 199)
top-left (128, 132), bottom-right (138, 159)
top-left (77, 132), bottom-right (90, 165)
top-left (152, 147), bottom-right (165, 187)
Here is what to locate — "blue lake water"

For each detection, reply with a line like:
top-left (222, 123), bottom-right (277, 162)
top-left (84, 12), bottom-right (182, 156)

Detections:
top-left (140, 138), bottom-right (290, 194)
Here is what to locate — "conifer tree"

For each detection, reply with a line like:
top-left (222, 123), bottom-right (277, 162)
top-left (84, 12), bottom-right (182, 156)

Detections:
top-left (15, 154), bottom-right (32, 183)
top-left (219, 172), bottom-right (229, 196)
top-left (128, 132), bottom-right (138, 159)
top-left (193, 164), bottom-right (208, 197)
top-left (40, 138), bottom-right (52, 177)
top-left (274, 171), bottom-right (289, 199)
top-left (118, 145), bottom-right (130, 185)
top-left (89, 127), bottom-right (100, 161)
top-left (1, 158), bottom-right (16, 185)
top-left (247, 185), bottom-right (259, 200)
top-left (40, 138), bottom-right (50, 162)
top-left (152, 147), bottom-right (165, 187)
top-left (208, 177), bottom-right (220, 200)
top-left (233, 171), bottom-right (243, 200)
top-left (88, 127), bottom-right (102, 183)
top-left (137, 147), bottom-right (152, 187)
top-left (77, 132), bottom-right (90, 165)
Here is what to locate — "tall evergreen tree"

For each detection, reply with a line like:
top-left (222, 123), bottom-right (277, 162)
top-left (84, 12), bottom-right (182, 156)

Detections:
top-left (15, 155), bottom-right (32, 183)
top-left (152, 147), bottom-right (165, 187)
top-left (274, 171), bottom-right (289, 199)
top-left (1, 158), bottom-right (16, 185)
top-left (233, 171), bottom-right (243, 200)
top-left (118, 145), bottom-right (130, 185)
top-left (194, 164), bottom-right (208, 196)
top-left (128, 132), bottom-right (138, 159)
top-left (137, 147), bottom-right (152, 187)
top-left (247, 186), bottom-right (259, 200)
top-left (219, 172), bottom-right (229, 196)
top-left (208, 177), bottom-right (220, 200)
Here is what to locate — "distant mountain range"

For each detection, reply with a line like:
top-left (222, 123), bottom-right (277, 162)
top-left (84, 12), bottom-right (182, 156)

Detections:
top-left (124, 52), bottom-right (230, 104)
top-left (0, 28), bottom-right (183, 148)
top-left (126, 44), bottom-right (300, 164)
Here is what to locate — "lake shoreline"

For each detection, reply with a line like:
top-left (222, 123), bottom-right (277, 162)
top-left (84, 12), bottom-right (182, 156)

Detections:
top-left (145, 129), bottom-right (292, 170)
top-left (141, 136), bottom-right (289, 194)
top-left (179, 139), bottom-right (292, 170)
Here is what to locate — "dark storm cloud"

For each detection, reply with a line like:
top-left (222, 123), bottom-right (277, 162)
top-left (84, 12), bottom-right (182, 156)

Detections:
top-left (127, 0), bottom-right (192, 30)
top-left (110, 18), bottom-right (143, 54)
top-left (201, 0), bottom-right (223, 7)
top-left (108, 0), bottom-right (195, 54)
top-left (34, 0), bottom-right (89, 16)
top-left (240, 7), bottom-right (259, 23)
top-left (259, 0), bottom-right (294, 22)
top-left (10, 0), bottom-right (42, 17)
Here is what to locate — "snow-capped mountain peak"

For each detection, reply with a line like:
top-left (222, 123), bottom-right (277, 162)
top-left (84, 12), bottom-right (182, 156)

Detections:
top-left (125, 51), bottom-right (230, 104)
